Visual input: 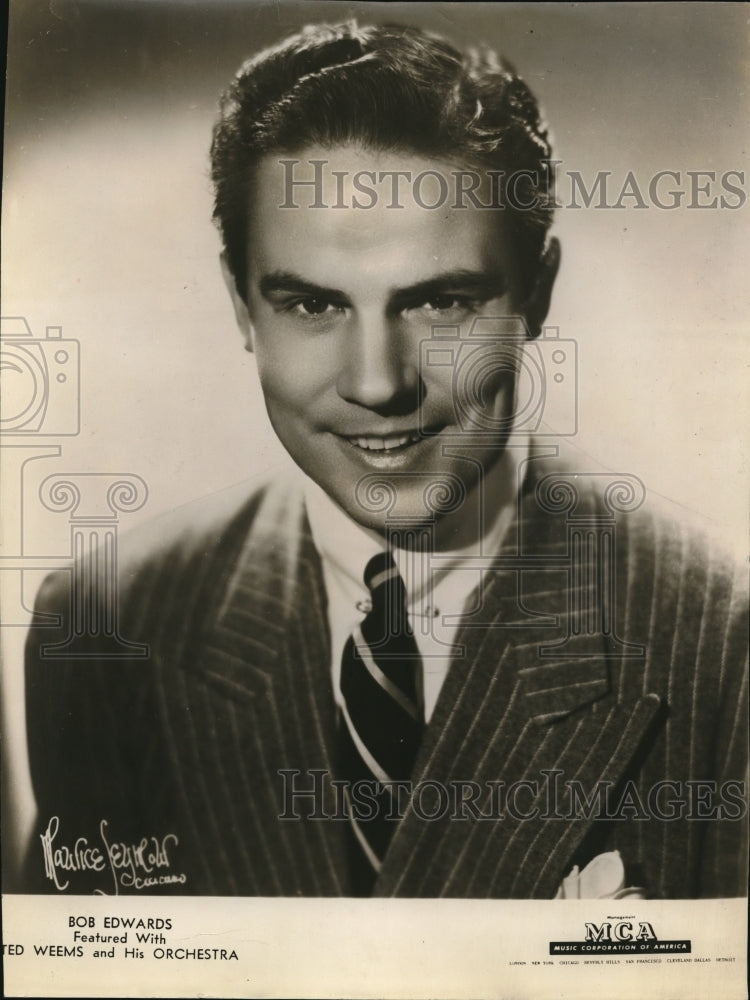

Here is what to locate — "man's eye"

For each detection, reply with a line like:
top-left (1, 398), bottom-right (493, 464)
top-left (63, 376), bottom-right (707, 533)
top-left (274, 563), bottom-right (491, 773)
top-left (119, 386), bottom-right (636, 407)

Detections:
top-left (426, 295), bottom-right (459, 311)
top-left (296, 297), bottom-right (333, 316)
top-left (419, 295), bottom-right (474, 314)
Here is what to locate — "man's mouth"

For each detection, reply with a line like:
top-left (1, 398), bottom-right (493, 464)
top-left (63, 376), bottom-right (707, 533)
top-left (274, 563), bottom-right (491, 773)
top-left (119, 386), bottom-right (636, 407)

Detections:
top-left (346, 431), bottom-right (424, 452)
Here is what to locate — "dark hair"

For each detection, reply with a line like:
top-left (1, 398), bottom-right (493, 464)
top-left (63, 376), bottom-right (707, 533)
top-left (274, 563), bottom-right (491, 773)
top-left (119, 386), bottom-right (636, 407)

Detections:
top-left (210, 20), bottom-right (555, 301)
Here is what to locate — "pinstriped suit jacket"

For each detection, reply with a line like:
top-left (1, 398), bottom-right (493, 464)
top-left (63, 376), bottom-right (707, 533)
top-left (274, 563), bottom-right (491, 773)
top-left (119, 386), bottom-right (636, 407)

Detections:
top-left (23, 452), bottom-right (748, 897)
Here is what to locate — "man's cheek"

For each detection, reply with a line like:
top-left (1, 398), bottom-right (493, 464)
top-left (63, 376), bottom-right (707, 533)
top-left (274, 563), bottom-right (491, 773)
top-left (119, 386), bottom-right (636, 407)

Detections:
top-left (453, 366), bottom-right (517, 434)
top-left (423, 369), bottom-right (459, 423)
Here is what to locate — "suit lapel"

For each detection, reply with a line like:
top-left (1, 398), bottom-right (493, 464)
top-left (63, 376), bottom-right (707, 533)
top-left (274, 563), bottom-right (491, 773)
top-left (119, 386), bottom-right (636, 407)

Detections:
top-left (161, 478), bottom-right (348, 895)
top-left (377, 454), bottom-right (663, 898)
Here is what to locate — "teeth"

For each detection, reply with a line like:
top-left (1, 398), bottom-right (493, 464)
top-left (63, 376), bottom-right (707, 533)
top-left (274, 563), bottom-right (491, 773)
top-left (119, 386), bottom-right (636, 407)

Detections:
top-left (350, 432), bottom-right (421, 451)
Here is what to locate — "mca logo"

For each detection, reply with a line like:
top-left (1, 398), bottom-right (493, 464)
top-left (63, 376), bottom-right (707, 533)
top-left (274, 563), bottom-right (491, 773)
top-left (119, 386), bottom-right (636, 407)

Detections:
top-left (550, 919), bottom-right (689, 955)
top-left (584, 921), bottom-right (656, 943)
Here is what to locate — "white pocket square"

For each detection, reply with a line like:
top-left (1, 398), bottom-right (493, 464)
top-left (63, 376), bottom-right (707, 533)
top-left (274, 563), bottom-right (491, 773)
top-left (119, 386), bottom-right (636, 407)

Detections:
top-left (555, 850), bottom-right (646, 899)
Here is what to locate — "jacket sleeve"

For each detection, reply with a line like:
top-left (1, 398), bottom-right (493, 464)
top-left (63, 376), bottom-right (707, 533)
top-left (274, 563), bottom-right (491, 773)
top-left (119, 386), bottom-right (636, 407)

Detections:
top-left (698, 571), bottom-right (749, 898)
top-left (22, 568), bottom-right (156, 893)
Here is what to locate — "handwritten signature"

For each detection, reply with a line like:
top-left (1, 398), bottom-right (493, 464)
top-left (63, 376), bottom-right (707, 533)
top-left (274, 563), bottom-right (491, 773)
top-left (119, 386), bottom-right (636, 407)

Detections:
top-left (40, 816), bottom-right (187, 894)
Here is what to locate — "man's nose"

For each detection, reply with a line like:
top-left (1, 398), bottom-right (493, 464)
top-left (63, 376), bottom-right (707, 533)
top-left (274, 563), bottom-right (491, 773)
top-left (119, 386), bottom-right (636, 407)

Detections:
top-left (336, 313), bottom-right (420, 414)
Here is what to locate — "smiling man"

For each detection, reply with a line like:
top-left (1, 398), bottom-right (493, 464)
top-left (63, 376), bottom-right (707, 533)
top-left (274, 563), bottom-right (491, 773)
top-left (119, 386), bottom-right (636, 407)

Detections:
top-left (22, 21), bottom-right (747, 898)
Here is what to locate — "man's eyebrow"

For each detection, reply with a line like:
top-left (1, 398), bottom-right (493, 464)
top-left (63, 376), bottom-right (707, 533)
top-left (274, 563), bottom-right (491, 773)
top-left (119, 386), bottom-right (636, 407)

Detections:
top-left (258, 271), bottom-right (347, 300)
top-left (390, 269), bottom-right (507, 309)
top-left (257, 268), bottom-right (507, 304)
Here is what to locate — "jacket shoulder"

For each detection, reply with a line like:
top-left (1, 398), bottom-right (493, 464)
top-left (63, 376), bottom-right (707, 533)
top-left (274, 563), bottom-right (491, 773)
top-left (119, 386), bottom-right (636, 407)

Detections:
top-left (524, 451), bottom-right (747, 665)
top-left (528, 450), bottom-right (745, 588)
top-left (30, 470), bottom-right (306, 622)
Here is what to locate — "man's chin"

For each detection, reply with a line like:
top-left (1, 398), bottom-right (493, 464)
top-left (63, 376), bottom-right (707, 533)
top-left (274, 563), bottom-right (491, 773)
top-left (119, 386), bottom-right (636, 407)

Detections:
top-left (337, 485), bottom-right (466, 543)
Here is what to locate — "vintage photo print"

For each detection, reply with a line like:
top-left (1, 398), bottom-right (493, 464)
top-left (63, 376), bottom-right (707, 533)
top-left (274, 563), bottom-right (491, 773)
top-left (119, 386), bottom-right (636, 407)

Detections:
top-left (2, 2), bottom-right (748, 997)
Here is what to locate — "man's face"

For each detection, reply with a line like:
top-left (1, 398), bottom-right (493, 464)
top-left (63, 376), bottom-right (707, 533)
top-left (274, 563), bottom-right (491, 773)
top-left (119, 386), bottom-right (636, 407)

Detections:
top-left (227, 145), bottom-right (554, 539)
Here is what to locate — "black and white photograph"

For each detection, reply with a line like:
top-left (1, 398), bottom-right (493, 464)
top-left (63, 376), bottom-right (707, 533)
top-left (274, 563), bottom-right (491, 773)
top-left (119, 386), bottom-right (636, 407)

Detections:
top-left (1, 2), bottom-right (748, 997)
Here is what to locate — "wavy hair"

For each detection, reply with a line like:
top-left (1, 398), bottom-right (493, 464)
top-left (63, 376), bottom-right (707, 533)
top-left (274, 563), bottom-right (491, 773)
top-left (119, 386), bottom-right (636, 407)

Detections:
top-left (211, 21), bottom-right (555, 301)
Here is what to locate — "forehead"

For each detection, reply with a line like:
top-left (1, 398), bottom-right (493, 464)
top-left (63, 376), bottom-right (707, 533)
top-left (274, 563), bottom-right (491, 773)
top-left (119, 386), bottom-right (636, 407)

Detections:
top-left (246, 144), bottom-right (521, 296)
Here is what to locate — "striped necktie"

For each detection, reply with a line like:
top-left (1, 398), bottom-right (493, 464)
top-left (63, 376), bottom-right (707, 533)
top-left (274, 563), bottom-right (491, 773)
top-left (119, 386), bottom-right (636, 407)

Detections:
top-left (338, 551), bottom-right (424, 895)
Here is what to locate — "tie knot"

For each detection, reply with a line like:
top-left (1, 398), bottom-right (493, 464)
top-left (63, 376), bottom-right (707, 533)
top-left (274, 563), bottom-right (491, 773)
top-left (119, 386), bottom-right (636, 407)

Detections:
top-left (364, 551), bottom-right (408, 618)
top-left (364, 551), bottom-right (400, 594)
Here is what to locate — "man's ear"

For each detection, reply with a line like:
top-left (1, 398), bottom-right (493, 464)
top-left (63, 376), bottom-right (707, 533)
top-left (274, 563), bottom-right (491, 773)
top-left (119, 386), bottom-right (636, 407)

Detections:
top-left (522, 237), bottom-right (561, 340)
top-left (220, 252), bottom-right (255, 352)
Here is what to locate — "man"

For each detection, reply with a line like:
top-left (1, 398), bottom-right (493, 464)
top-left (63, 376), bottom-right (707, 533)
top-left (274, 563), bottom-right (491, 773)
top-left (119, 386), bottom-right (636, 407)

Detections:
top-left (23, 21), bottom-right (747, 898)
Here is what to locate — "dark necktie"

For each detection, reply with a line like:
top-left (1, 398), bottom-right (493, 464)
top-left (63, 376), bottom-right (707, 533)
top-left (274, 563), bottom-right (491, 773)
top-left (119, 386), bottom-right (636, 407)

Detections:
top-left (338, 551), bottom-right (424, 895)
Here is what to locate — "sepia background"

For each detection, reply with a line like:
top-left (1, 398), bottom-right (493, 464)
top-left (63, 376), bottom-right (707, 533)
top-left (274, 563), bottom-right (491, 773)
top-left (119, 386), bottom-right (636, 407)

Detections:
top-left (2, 0), bottom-right (748, 884)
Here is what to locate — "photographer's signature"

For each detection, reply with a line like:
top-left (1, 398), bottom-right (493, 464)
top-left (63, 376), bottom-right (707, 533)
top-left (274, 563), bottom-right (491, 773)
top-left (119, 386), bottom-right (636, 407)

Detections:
top-left (40, 816), bottom-right (187, 894)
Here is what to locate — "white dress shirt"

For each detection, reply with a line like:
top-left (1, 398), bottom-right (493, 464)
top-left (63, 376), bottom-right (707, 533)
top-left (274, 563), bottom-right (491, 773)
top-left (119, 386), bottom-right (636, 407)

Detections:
top-left (304, 439), bottom-right (528, 722)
